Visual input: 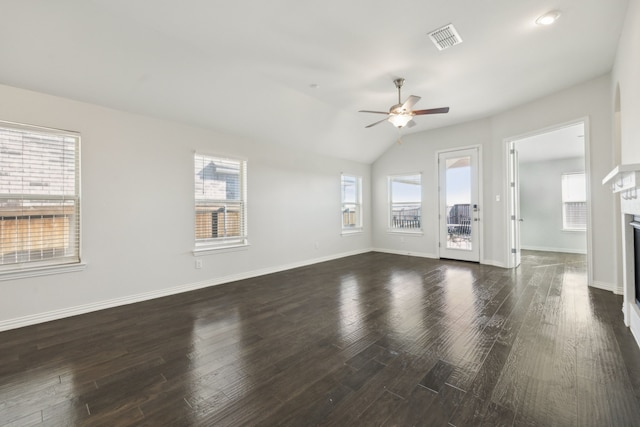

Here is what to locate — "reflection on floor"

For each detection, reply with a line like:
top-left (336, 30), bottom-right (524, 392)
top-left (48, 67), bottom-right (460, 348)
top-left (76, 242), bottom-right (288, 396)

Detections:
top-left (1, 250), bottom-right (639, 425)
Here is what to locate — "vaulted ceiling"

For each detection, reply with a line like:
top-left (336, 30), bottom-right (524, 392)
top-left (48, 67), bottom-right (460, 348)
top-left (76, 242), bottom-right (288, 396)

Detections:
top-left (0, 0), bottom-right (629, 163)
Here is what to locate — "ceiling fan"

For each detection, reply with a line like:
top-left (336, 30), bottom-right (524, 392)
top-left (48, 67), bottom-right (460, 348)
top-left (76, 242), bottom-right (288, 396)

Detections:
top-left (359, 78), bottom-right (449, 129)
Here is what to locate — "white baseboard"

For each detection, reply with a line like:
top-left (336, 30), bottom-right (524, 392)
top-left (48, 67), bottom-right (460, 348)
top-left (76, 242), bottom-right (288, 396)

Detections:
top-left (630, 304), bottom-right (640, 350)
top-left (590, 281), bottom-right (623, 295)
top-left (521, 245), bottom-right (587, 255)
top-left (372, 248), bottom-right (438, 259)
top-left (0, 248), bottom-right (373, 332)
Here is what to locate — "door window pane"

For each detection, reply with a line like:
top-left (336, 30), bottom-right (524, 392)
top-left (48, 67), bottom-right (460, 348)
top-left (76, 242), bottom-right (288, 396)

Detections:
top-left (445, 156), bottom-right (472, 250)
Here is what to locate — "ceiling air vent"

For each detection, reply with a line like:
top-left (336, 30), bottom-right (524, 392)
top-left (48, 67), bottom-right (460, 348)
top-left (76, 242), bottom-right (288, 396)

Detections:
top-left (428, 24), bottom-right (462, 51)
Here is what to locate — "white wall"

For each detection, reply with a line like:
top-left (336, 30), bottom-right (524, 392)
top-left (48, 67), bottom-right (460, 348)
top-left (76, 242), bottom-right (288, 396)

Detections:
top-left (372, 75), bottom-right (615, 288)
top-left (492, 76), bottom-right (614, 289)
top-left (613, 0), bottom-right (640, 164)
top-left (611, 0), bottom-right (640, 341)
top-left (519, 157), bottom-right (587, 253)
top-left (372, 119), bottom-right (492, 260)
top-left (0, 84), bottom-right (372, 329)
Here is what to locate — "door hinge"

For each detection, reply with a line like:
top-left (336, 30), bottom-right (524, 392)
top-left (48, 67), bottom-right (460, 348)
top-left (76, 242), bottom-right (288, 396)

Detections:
top-left (511, 215), bottom-right (516, 220)
top-left (510, 149), bottom-right (515, 154)
top-left (510, 182), bottom-right (515, 187)
top-left (511, 248), bottom-right (517, 254)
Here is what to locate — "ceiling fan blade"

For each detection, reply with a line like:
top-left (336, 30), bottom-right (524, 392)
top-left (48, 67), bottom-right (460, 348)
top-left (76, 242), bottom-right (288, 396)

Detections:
top-left (365, 118), bottom-right (390, 128)
top-left (400, 95), bottom-right (421, 112)
top-left (412, 107), bottom-right (450, 115)
top-left (359, 110), bottom-right (390, 115)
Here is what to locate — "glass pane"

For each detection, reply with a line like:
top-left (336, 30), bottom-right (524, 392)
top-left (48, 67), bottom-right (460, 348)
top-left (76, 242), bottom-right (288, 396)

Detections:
top-left (391, 203), bottom-right (421, 229)
top-left (391, 175), bottom-right (421, 203)
top-left (342, 203), bottom-right (359, 228)
top-left (195, 202), bottom-right (243, 239)
top-left (0, 198), bottom-right (78, 265)
top-left (342, 175), bottom-right (358, 204)
top-left (390, 175), bottom-right (421, 230)
top-left (445, 156), bottom-right (472, 250)
top-left (0, 128), bottom-right (77, 196)
top-left (195, 155), bottom-right (241, 201)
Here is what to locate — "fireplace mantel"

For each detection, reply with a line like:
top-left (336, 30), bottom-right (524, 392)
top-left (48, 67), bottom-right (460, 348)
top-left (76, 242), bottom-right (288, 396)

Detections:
top-left (603, 163), bottom-right (640, 199)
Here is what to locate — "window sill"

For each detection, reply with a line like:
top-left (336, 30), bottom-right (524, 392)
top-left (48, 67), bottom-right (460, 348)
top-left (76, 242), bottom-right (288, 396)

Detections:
top-left (0, 262), bottom-right (87, 282)
top-left (341, 229), bottom-right (363, 236)
top-left (193, 242), bottom-right (250, 256)
top-left (387, 229), bottom-right (424, 236)
top-left (561, 228), bottom-right (586, 233)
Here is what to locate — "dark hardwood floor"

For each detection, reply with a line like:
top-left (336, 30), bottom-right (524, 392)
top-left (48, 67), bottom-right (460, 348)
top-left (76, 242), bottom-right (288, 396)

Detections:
top-left (1, 250), bottom-right (640, 426)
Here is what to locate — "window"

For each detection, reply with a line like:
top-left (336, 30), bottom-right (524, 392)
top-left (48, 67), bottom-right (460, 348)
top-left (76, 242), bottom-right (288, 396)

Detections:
top-left (0, 121), bottom-right (80, 271)
top-left (341, 174), bottom-right (362, 232)
top-left (561, 172), bottom-right (587, 231)
top-left (389, 174), bottom-right (422, 231)
top-left (194, 153), bottom-right (247, 249)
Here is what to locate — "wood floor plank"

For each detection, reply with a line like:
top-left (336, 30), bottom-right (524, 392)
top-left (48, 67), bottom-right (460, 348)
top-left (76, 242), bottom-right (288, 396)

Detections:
top-left (354, 389), bottom-right (404, 426)
top-left (382, 385), bottom-right (438, 426)
top-left (421, 383), bottom-right (466, 426)
top-left (1, 250), bottom-right (639, 426)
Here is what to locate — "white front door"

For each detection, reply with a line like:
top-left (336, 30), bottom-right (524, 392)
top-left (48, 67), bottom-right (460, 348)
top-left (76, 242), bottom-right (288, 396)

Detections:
top-left (438, 148), bottom-right (480, 262)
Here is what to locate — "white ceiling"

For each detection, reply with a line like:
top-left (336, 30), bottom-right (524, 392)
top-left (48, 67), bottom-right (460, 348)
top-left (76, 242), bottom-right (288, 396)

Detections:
top-left (515, 123), bottom-right (585, 163)
top-left (0, 0), bottom-right (629, 164)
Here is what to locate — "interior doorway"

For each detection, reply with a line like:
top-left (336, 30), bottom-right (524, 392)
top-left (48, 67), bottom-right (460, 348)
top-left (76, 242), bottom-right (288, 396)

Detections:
top-left (507, 120), bottom-right (588, 269)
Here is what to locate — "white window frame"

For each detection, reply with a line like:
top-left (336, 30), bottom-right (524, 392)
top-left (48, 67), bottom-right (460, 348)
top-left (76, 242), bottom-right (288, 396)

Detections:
top-left (388, 173), bottom-right (422, 233)
top-left (0, 120), bottom-right (84, 279)
top-left (193, 153), bottom-right (248, 254)
top-left (561, 172), bottom-right (587, 231)
top-left (341, 174), bottom-right (363, 234)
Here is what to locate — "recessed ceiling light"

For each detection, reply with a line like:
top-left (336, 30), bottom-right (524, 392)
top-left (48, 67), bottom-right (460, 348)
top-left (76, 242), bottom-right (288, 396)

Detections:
top-left (536, 10), bottom-right (561, 26)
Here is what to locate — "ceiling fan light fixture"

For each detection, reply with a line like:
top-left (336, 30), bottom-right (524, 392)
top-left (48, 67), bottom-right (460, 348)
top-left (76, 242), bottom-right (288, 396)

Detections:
top-left (535, 10), bottom-right (561, 26)
top-left (359, 78), bottom-right (449, 129)
top-left (389, 114), bottom-right (413, 128)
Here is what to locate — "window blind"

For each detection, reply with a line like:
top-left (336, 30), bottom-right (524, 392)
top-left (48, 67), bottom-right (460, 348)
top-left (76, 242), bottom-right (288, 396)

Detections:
top-left (561, 173), bottom-right (587, 230)
top-left (194, 153), bottom-right (247, 246)
top-left (0, 122), bottom-right (80, 269)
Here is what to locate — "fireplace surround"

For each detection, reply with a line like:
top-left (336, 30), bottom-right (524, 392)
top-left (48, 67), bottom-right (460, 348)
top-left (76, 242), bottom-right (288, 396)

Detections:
top-left (603, 164), bottom-right (640, 347)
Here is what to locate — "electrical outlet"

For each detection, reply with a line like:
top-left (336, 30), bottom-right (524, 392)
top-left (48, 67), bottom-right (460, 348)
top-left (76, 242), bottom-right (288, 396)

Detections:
top-left (195, 259), bottom-right (202, 269)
